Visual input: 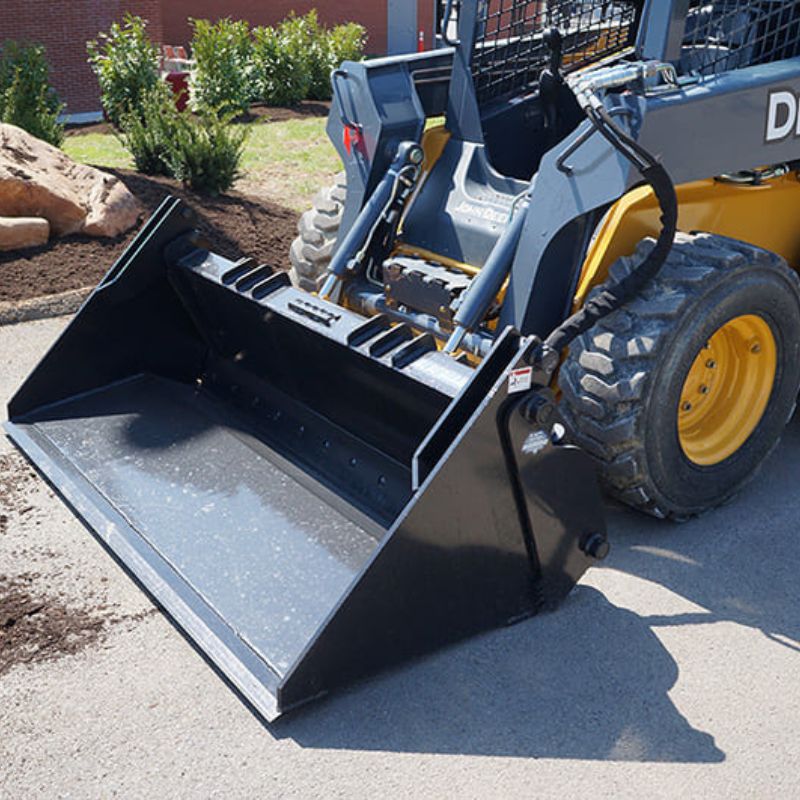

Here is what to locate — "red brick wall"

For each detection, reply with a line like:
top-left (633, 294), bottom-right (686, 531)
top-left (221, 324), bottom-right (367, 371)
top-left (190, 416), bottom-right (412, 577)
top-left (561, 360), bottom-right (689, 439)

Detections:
top-left (0, 1), bottom-right (437, 117)
top-left (161, 1), bottom-right (388, 55)
top-left (0, 0), bottom-right (163, 115)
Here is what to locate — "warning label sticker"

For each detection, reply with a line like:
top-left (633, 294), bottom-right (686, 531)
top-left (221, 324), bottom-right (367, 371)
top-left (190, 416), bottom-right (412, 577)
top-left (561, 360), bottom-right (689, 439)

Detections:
top-left (508, 367), bottom-right (533, 394)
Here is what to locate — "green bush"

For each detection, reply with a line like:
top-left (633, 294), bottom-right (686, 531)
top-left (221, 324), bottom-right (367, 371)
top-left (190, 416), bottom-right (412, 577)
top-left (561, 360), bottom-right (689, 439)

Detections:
top-left (278, 12), bottom-right (367, 102)
top-left (166, 110), bottom-right (248, 195)
top-left (87, 14), bottom-right (161, 126)
top-left (251, 25), bottom-right (310, 107)
top-left (279, 12), bottom-right (331, 101)
top-left (117, 88), bottom-right (176, 175)
top-left (190, 18), bottom-right (252, 117)
top-left (328, 22), bottom-right (368, 68)
top-left (0, 41), bottom-right (64, 146)
top-left (118, 86), bottom-right (246, 195)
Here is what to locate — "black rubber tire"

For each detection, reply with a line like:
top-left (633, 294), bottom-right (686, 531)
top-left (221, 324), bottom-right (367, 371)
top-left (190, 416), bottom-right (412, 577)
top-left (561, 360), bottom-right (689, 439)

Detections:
top-left (560, 231), bottom-right (800, 520)
top-left (289, 172), bottom-right (347, 292)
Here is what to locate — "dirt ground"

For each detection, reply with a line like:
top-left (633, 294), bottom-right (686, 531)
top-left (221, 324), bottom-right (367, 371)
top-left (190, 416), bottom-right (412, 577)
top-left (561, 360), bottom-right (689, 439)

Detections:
top-left (0, 572), bottom-right (110, 676)
top-left (0, 102), bottom-right (331, 304)
top-left (0, 170), bottom-right (298, 303)
top-left (0, 450), bottom-right (157, 678)
top-left (0, 452), bottom-right (109, 676)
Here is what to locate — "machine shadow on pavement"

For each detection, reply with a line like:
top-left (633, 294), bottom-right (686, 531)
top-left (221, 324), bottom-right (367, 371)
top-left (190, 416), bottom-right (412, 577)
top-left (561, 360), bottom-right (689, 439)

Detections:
top-left (609, 418), bottom-right (800, 655)
top-left (275, 416), bottom-right (800, 762)
top-left (277, 585), bottom-right (724, 763)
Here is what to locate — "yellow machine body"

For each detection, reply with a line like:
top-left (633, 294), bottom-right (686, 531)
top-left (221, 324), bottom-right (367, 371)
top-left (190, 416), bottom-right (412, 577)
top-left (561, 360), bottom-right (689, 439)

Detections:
top-left (575, 173), bottom-right (800, 309)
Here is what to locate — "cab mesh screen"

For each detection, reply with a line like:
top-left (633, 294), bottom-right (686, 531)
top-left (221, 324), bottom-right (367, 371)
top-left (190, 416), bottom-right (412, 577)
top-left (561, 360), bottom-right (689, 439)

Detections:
top-left (682, 1), bottom-right (800, 78)
top-left (471, 1), bottom-right (640, 105)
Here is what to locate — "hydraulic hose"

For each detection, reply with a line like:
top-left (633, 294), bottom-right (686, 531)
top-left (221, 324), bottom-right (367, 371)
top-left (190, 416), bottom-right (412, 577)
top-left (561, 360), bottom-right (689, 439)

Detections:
top-left (538, 75), bottom-right (679, 367)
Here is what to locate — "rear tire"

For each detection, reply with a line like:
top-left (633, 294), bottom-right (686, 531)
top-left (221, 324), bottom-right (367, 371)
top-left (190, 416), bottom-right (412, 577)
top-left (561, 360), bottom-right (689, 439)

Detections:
top-left (560, 232), bottom-right (800, 520)
top-left (289, 172), bottom-right (347, 292)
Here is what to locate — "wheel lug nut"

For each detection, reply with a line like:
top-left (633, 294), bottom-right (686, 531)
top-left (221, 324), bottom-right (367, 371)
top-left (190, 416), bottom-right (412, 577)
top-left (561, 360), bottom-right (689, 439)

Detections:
top-left (699, 385), bottom-right (710, 395)
top-left (706, 359), bottom-right (716, 369)
top-left (751, 343), bottom-right (761, 354)
top-left (682, 401), bottom-right (693, 412)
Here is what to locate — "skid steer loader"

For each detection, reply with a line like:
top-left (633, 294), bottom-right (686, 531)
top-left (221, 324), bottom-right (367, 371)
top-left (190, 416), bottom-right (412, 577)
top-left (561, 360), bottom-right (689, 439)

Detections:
top-left (8, 0), bottom-right (800, 720)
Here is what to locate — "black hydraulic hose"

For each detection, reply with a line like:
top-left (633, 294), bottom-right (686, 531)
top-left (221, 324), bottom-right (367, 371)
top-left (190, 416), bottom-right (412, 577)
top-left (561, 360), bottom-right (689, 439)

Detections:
top-left (540, 105), bottom-right (678, 360)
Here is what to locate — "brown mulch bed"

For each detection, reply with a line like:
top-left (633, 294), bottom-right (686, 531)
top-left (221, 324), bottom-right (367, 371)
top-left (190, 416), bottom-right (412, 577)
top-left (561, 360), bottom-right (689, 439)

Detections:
top-left (0, 169), bottom-right (299, 304)
top-left (65, 100), bottom-right (331, 138)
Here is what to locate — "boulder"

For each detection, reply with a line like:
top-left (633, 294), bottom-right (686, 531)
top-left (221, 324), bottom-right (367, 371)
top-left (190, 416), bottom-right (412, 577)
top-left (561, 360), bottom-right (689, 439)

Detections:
top-left (0, 216), bottom-right (50, 251)
top-left (0, 123), bottom-right (141, 238)
top-left (84, 174), bottom-right (143, 238)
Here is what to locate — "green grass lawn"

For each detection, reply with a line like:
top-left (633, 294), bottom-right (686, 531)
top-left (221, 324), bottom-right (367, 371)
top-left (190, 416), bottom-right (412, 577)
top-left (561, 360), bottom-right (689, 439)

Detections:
top-left (237, 117), bottom-right (341, 210)
top-left (63, 133), bottom-right (133, 171)
top-left (63, 115), bottom-right (340, 213)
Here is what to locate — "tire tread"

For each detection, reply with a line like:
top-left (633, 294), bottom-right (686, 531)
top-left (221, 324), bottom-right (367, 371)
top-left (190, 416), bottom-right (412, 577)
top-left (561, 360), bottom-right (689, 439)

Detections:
top-left (289, 172), bottom-right (346, 292)
top-left (560, 232), bottom-right (800, 519)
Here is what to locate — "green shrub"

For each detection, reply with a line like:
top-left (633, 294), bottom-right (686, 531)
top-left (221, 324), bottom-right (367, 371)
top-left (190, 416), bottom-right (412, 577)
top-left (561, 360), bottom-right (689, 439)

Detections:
top-left (0, 41), bottom-right (64, 146)
top-left (87, 14), bottom-right (161, 126)
top-left (328, 22), bottom-right (368, 67)
top-left (279, 11), bottom-right (332, 101)
top-left (251, 25), bottom-right (311, 107)
top-left (117, 85), bottom-right (246, 195)
top-left (278, 12), bottom-right (367, 102)
top-left (117, 88), bottom-right (176, 175)
top-left (190, 18), bottom-right (252, 117)
top-left (166, 110), bottom-right (248, 195)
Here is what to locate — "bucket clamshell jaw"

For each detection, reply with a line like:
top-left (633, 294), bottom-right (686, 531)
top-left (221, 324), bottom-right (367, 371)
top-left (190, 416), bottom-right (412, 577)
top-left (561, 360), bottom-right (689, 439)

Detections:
top-left (5, 199), bottom-right (607, 720)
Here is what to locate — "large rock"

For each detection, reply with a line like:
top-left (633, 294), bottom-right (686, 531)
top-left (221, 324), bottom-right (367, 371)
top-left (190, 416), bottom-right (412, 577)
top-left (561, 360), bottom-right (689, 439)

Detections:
top-left (83, 174), bottom-right (143, 238)
top-left (0, 123), bottom-right (141, 238)
top-left (0, 216), bottom-right (50, 251)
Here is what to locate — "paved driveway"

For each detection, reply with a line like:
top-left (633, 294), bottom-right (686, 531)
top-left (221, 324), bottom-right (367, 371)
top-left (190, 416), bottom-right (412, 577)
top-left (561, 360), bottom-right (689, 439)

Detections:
top-left (1, 317), bottom-right (798, 798)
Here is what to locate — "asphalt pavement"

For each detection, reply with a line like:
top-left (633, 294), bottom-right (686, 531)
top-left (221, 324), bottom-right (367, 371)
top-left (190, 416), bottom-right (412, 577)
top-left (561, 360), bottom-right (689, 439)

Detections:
top-left (1, 315), bottom-right (798, 799)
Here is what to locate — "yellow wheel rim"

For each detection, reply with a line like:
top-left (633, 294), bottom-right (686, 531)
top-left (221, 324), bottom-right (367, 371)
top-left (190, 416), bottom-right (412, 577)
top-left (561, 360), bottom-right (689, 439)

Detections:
top-left (678, 314), bottom-right (777, 467)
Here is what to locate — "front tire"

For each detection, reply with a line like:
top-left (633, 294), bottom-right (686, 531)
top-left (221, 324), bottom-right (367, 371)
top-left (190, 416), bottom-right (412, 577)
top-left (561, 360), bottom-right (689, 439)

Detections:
top-left (560, 232), bottom-right (800, 520)
top-left (289, 173), bottom-right (347, 292)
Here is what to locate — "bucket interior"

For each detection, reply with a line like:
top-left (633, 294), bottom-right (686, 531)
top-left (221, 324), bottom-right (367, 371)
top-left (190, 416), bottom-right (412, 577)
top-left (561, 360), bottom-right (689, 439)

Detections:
top-left (21, 374), bottom-right (386, 678)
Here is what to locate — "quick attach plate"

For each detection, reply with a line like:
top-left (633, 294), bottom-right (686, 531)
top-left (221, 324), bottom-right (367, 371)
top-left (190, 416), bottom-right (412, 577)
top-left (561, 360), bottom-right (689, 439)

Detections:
top-left (383, 255), bottom-right (472, 330)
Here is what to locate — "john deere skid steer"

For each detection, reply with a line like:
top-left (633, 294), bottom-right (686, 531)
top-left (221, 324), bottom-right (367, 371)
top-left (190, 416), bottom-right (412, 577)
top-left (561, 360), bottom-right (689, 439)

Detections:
top-left (8, 0), bottom-right (800, 719)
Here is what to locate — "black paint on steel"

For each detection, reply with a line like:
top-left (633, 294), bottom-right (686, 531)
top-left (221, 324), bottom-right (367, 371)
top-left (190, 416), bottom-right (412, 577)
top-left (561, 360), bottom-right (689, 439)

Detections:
top-left (6, 199), bottom-right (606, 721)
top-left (503, 397), bottom-right (608, 606)
top-left (412, 326), bottom-right (524, 489)
top-left (8, 197), bottom-right (204, 419)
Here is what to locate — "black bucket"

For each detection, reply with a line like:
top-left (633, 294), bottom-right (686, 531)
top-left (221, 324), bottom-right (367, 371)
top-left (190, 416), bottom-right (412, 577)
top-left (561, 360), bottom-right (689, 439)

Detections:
top-left (6, 199), bottom-right (607, 719)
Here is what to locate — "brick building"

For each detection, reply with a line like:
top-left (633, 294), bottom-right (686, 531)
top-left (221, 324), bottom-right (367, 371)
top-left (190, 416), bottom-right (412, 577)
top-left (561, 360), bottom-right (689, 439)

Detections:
top-left (0, 1), bottom-right (163, 119)
top-left (161, 1), bottom-right (438, 58)
top-left (0, 0), bottom-right (436, 119)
